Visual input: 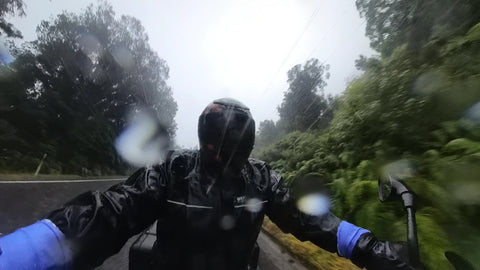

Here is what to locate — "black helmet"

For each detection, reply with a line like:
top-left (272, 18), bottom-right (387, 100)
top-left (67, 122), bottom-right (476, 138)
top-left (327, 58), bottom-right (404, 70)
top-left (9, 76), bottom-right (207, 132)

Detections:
top-left (198, 98), bottom-right (255, 175)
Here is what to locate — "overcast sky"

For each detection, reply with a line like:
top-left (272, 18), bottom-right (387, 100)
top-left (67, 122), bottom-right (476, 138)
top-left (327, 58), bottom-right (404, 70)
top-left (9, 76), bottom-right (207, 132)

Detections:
top-left (7, 0), bottom-right (374, 147)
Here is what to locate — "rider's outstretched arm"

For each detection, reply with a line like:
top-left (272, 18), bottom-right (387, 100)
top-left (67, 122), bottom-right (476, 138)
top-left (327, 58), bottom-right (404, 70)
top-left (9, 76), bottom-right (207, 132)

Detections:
top-left (0, 165), bottom-right (168, 270)
top-left (266, 169), bottom-right (416, 270)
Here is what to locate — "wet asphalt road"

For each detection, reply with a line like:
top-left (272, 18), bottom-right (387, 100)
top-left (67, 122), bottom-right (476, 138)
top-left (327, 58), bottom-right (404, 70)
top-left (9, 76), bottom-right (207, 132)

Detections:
top-left (0, 179), bottom-right (308, 270)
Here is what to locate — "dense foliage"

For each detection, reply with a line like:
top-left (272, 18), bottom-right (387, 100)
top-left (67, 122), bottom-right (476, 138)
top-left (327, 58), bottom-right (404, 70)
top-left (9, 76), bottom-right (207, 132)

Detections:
top-left (277, 59), bottom-right (335, 133)
top-left (0, 3), bottom-right (177, 175)
top-left (255, 58), bottom-right (336, 149)
top-left (257, 16), bottom-right (480, 270)
top-left (254, 119), bottom-right (282, 151)
top-left (356, 0), bottom-right (480, 56)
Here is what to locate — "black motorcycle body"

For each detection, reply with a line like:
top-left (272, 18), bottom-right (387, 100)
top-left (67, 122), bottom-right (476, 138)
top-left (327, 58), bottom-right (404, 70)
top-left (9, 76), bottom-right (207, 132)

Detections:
top-left (128, 222), bottom-right (260, 270)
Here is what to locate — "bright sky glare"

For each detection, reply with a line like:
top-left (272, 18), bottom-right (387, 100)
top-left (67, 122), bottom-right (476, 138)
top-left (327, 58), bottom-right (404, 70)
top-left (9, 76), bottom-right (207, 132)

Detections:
top-left (7, 0), bottom-right (374, 148)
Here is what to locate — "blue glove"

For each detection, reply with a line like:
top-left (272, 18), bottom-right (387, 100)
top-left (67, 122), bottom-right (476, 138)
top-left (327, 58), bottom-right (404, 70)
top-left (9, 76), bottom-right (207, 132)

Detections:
top-left (0, 219), bottom-right (72, 270)
top-left (337, 221), bottom-right (371, 258)
top-left (337, 221), bottom-right (423, 270)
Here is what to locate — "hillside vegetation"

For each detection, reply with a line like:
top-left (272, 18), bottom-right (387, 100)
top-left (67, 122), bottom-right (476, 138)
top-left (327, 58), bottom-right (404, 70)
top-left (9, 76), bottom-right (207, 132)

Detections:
top-left (257, 20), bottom-right (480, 270)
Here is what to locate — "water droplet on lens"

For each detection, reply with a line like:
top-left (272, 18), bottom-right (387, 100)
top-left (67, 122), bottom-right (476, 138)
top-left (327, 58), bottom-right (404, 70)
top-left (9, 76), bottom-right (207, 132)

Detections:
top-left (111, 46), bottom-right (134, 69)
top-left (79, 33), bottom-right (101, 55)
top-left (115, 110), bottom-right (170, 167)
top-left (220, 215), bottom-right (235, 230)
top-left (245, 198), bottom-right (263, 213)
top-left (465, 102), bottom-right (480, 123)
top-left (296, 193), bottom-right (331, 216)
top-left (382, 159), bottom-right (415, 179)
top-left (412, 71), bottom-right (445, 96)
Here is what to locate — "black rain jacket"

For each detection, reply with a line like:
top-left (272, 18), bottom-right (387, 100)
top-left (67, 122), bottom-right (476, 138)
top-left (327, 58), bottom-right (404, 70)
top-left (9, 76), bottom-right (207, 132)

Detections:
top-left (47, 150), bottom-right (411, 270)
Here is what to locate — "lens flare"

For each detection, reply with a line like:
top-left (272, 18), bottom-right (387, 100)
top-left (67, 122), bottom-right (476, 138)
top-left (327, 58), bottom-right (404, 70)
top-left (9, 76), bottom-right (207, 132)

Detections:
top-left (296, 193), bottom-right (331, 216)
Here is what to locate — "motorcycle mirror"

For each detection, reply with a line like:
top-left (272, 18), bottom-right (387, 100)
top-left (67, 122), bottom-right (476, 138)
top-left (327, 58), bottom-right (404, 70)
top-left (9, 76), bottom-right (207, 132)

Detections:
top-left (445, 251), bottom-right (475, 270)
top-left (378, 174), bottom-right (393, 202)
top-left (378, 175), bottom-right (421, 266)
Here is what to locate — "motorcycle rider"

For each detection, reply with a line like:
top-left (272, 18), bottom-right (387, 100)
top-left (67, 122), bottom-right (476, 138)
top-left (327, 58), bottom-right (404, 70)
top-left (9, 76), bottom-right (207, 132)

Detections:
top-left (0, 98), bottom-right (414, 270)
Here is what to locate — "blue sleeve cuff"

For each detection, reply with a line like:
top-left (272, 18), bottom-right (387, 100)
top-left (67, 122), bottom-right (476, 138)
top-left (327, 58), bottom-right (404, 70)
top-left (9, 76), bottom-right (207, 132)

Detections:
top-left (0, 219), bottom-right (72, 270)
top-left (337, 221), bottom-right (370, 259)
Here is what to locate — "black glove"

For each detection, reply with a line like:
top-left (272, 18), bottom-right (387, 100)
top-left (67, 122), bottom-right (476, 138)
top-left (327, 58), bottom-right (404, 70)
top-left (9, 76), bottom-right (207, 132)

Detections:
top-left (350, 233), bottom-right (424, 270)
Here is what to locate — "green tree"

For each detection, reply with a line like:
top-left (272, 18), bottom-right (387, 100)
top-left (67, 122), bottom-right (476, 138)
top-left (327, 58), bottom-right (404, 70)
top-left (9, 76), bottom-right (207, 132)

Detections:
top-left (356, 0), bottom-right (480, 56)
top-left (0, 2), bottom-right (177, 174)
top-left (354, 55), bottom-right (380, 71)
top-left (277, 59), bottom-right (334, 133)
top-left (255, 119), bottom-right (281, 149)
top-left (260, 23), bottom-right (480, 269)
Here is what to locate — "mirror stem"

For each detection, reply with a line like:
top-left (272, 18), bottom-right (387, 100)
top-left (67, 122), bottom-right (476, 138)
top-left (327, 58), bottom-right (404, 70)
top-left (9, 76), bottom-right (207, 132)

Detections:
top-left (392, 179), bottom-right (420, 267)
top-left (406, 206), bottom-right (420, 267)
